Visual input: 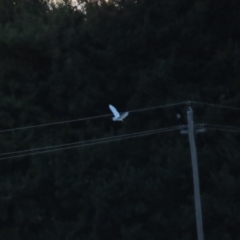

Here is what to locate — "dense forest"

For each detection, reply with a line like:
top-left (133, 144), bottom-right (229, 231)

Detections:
top-left (1, 0), bottom-right (240, 239)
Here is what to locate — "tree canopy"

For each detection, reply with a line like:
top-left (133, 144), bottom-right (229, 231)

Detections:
top-left (1, 0), bottom-right (240, 239)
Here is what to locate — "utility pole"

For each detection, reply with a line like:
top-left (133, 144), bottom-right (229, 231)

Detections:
top-left (181, 106), bottom-right (205, 240)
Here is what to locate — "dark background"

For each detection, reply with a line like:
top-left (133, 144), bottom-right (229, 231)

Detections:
top-left (0, 0), bottom-right (240, 239)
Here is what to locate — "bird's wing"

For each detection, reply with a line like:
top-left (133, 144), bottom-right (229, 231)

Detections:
top-left (109, 104), bottom-right (120, 118)
top-left (120, 112), bottom-right (129, 120)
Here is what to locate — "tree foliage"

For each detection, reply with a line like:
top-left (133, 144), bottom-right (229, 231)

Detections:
top-left (1, 0), bottom-right (240, 239)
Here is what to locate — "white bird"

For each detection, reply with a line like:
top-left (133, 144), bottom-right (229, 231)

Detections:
top-left (109, 104), bottom-right (129, 121)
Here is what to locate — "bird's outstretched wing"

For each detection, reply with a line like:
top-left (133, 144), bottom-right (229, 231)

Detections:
top-left (119, 112), bottom-right (129, 120)
top-left (109, 104), bottom-right (120, 118)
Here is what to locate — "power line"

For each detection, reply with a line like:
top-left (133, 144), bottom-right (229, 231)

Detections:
top-left (0, 127), bottom-right (180, 156)
top-left (0, 114), bottom-right (111, 133)
top-left (2, 122), bottom-right (240, 160)
top-left (0, 102), bottom-right (187, 134)
top-left (192, 101), bottom-right (240, 111)
top-left (1, 101), bottom-right (240, 134)
top-left (0, 125), bottom-right (184, 161)
top-left (130, 101), bottom-right (187, 113)
top-left (202, 124), bottom-right (240, 133)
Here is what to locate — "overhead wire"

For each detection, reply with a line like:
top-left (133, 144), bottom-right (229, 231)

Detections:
top-left (192, 101), bottom-right (240, 111)
top-left (0, 127), bottom-right (181, 156)
top-left (1, 101), bottom-right (240, 134)
top-left (202, 124), bottom-right (240, 133)
top-left (0, 125), bottom-right (184, 161)
top-left (0, 101), bottom-right (187, 133)
top-left (1, 100), bottom-right (240, 135)
top-left (129, 101), bottom-right (187, 113)
top-left (2, 100), bottom-right (240, 160)
top-left (0, 114), bottom-right (111, 133)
